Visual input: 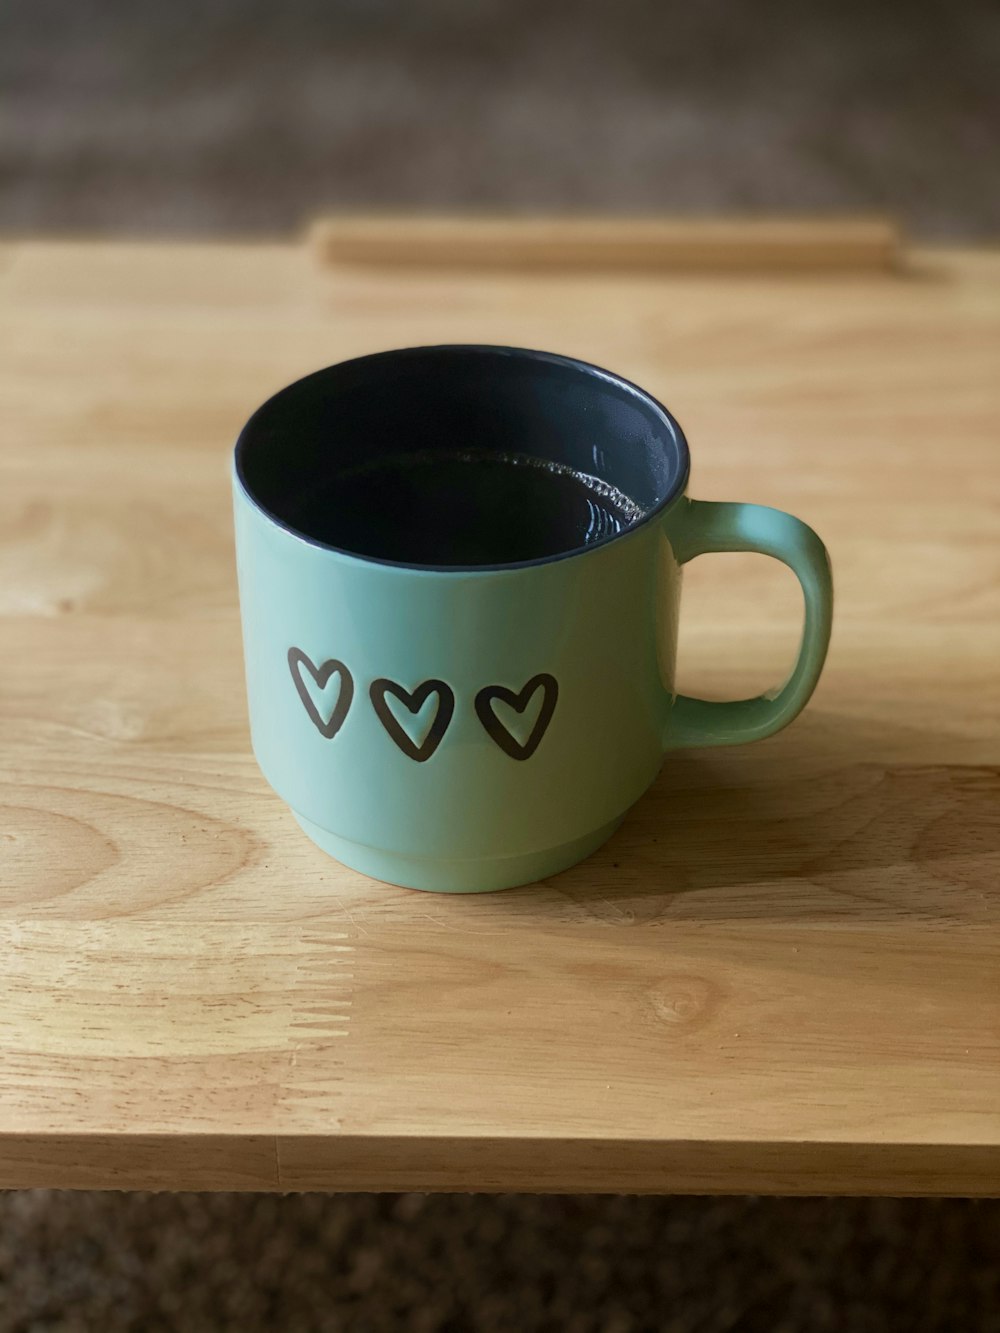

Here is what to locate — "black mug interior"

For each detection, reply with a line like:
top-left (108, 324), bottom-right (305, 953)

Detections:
top-left (235, 345), bottom-right (689, 569)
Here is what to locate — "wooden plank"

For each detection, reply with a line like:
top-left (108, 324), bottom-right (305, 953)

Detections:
top-left (311, 215), bottom-right (902, 272)
top-left (0, 237), bottom-right (998, 1193)
top-left (273, 1138), bottom-right (1000, 1198)
top-left (0, 1137), bottom-right (280, 1192)
top-left (3, 1136), bottom-right (997, 1197)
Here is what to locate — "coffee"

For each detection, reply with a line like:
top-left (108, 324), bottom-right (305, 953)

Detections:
top-left (283, 448), bottom-right (646, 566)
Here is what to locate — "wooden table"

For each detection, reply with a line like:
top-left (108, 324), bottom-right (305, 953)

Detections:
top-left (1, 235), bottom-right (997, 1195)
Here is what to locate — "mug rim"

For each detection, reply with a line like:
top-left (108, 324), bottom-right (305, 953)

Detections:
top-left (234, 344), bottom-right (691, 573)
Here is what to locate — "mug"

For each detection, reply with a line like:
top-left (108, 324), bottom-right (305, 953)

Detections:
top-left (233, 345), bottom-right (832, 892)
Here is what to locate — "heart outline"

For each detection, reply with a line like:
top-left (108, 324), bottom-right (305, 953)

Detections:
top-left (370, 678), bottom-right (455, 762)
top-left (288, 647), bottom-right (355, 739)
top-left (475, 673), bottom-right (558, 761)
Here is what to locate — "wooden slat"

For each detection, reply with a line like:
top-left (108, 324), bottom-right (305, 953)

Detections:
top-left (311, 215), bottom-right (902, 272)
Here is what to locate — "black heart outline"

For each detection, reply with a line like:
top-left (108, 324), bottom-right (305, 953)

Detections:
top-left (370, 678), bottom-right (455, 763)
top-left (475, 673), bottom-right (558, 761)
top-left (288, 647), bottom-right (355, 739)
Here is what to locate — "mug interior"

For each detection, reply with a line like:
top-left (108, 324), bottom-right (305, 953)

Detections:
top-left (235, 345), bottom-right (689, 569)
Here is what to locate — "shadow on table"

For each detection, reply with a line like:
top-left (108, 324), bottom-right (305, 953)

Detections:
top-left (515, 709), bottom-right (1000, 926)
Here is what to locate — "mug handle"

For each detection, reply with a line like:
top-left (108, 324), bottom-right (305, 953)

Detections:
top-left (665, 498), bottom-right (833, 750)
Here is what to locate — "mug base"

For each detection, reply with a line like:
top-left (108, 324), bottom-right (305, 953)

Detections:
top-left (291, 811), bottom-right (625, 893)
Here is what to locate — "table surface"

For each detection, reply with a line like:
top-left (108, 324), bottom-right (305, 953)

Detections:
top-left (1, 238), bottom-right (998, 1194)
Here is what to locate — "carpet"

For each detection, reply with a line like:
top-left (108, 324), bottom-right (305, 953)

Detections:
top-left (2, 0), bottom-right (999, 238)
top-left (2, 1192), bottom-right (999, 1331)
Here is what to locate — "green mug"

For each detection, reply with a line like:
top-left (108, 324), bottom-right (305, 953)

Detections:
top-left (234, 345), bottom-right (832, 892)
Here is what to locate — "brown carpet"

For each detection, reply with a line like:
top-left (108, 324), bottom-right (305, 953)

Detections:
top-left (2, 1192), bottom-right (999, 1332)
top-left (2, 0), bottom-right (999, 238)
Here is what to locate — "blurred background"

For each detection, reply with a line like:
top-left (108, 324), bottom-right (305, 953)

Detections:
top-left (2, 1), bottom-right (999, 1330)
top-left (3, 0), bottom-right (999, 239)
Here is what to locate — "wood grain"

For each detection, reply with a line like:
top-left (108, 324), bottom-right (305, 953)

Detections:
top-left (0, 235), bottom-right (998, 1193)
top-left (311, 215), bottom-right (902, 272)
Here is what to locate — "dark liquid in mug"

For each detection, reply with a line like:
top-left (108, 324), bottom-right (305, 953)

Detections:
top-left (283, 449), bottom-right (646, 565)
